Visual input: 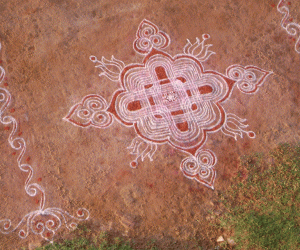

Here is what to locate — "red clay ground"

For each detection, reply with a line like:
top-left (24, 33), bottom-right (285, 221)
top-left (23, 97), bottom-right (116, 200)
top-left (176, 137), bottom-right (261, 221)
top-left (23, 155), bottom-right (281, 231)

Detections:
top-left (0, 0), bottom-right (299, 249)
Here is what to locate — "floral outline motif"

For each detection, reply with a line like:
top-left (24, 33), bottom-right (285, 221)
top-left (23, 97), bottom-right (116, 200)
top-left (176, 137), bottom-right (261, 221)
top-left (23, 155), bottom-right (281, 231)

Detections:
top-left (65, 19), bottom-right (272, 189)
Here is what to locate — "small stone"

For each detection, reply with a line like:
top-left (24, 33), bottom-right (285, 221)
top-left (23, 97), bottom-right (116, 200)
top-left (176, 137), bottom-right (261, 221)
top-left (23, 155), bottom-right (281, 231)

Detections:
top-left (217, 236), bottom-right (225, 242)
top-left (227, 238), bottom-right (236, 246)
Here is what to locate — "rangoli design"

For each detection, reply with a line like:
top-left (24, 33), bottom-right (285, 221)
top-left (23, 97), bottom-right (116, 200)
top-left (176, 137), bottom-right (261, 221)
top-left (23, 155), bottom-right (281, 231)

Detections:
top-left (277, 0), bottom-right (300, 53)
top-left (65, 20), bottom-right (272, 189)
top-left (0, 44), bottom-right (89, 242)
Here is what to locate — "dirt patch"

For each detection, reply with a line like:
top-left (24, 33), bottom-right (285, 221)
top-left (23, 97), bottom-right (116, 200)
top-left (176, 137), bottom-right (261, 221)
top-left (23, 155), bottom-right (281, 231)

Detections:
top-left (0, 0), bottom-right (299, 249)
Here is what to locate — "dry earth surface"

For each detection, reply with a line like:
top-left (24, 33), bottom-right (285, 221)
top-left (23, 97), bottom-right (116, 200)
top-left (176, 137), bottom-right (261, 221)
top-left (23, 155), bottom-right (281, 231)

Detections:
top-left (0, 0), bottom-right (299, 249)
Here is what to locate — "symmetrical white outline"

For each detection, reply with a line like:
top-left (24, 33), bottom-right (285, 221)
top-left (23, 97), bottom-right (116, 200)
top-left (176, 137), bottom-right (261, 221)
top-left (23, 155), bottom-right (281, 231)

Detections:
top-left (183, 34), bottom-right (215, 62)
top-left (63, 94), bottom-right (113, 128)
top-left (65, 19), bottom-right (272, 189)
top-left (277, 0), bottom-right (300, 53)
top-left (0, 44), bottom-right (89, 242)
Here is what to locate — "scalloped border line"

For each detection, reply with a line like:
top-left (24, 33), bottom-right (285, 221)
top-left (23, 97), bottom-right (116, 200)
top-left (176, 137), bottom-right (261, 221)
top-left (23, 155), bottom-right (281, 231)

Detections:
top-left (0, 43), bottom-right (90, 242)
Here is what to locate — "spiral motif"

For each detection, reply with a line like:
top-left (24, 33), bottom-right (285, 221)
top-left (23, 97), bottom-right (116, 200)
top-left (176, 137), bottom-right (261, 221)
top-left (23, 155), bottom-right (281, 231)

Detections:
top-left (285, 22), bottom-right (299, 35)
top-left (141, 25), bottom-right (156, 38)
top-left (10, 137), bottom-right (25, 150)
top-left (196, 150), bottom-right (216, 168)
top-left (87, 97), bottom-right (107, 110)
top-left (244, 71), bottom-right (257, 81)
top-left (135, 37), bottom-right (152, 53)
top-left (26, 184), bottom-right (38, 196)
top-left (227, 66), bottom-right (244, 80)
top-left (199, 167), bottom-right (210, 178)
top-left (78, 109), bottom-right (92, 119)
top-left (92, 111), bottom-right (112, 127)
top-left (238, 82), bottom-right (256, 92)
top-left (181, 157), bottom-right (199, 176)
top-left (150, 34), bottom-right (167, 48)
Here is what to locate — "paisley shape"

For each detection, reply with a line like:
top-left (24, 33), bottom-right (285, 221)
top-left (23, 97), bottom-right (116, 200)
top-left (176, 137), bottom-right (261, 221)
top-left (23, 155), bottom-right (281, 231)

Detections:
top-left (64, 94), bottom-right (113, 128)
top-left (133, 19), bottom-right (170, 54)
top-left (226, 65), bottom-right (272, 94)
top-left (180, 149), bottom-right (217, 189)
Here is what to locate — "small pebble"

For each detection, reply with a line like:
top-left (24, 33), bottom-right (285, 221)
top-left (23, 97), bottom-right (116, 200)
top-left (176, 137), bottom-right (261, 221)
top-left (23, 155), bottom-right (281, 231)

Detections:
top-left (217, 236), bottom-right (225, 242)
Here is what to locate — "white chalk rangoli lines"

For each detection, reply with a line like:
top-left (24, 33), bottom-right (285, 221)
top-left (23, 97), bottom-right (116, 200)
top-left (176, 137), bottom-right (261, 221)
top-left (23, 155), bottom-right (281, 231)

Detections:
top-left (64, 94), bottom-right (113, 128)
top-left (65, 19), bottom-right (272, 189)
top-left (277, 0), bottom-right (300, 53)
top-left (0, 44), bottom-right (89, 242)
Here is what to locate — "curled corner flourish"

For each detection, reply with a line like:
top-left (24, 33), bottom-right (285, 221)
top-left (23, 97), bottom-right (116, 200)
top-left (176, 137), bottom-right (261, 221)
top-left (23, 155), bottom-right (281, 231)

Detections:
top-left (0, 43), bottom-right (90, 242)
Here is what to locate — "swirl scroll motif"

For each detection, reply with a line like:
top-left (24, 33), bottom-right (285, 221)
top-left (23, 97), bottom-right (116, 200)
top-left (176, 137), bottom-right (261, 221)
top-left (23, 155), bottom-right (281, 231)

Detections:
top-left (0, 208), bottom-right (89, 241)
top-left (277, 0), bottom-right (300, 53)
top-left (0, 44), bottom-right (90, 242)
